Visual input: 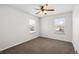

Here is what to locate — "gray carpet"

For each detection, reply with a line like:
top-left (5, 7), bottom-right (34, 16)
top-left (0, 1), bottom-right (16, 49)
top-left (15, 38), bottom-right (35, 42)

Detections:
top-left (2, 37), bottom-right (75, 54)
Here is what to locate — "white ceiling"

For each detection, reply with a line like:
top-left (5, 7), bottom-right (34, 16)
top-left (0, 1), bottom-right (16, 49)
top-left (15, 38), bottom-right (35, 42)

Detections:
top-left (11, 4), bottom-right (75, 17)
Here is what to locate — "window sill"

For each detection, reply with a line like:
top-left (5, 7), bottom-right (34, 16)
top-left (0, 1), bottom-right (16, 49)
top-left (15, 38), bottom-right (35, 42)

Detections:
top-left (54, 30), bottom-right (65, 35)
top-left (30, 31), bottom-right (36, 33)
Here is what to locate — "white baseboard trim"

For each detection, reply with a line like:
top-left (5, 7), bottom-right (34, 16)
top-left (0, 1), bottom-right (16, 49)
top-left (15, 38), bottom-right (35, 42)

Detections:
top-left (0, 36), bottom-right (39, 51)
top-left (40, 36), bottom-right (72, 43)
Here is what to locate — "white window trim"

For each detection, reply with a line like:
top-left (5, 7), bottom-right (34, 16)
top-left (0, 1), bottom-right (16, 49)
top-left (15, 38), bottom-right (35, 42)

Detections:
top-left (29, 19), bottom-right (36, 33)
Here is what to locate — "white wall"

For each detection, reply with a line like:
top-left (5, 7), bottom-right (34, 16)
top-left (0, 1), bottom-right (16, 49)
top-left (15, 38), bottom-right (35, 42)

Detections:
top-left (72, 5), bottom-right (79, 53)
top-left (0, 5), bottom-right (39, 51)
top-left (40, 12), bottom-right (72, 42)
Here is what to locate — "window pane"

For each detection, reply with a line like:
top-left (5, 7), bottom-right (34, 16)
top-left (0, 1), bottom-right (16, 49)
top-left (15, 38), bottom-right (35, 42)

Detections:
top-left (55, 18), bottom-right (65, 25)
top-left (29, 19), bottom-right (36, 25)
top-left (29, 19), bottom-right (36, 33)
top-left (54, 18), bottom-right (65, 34)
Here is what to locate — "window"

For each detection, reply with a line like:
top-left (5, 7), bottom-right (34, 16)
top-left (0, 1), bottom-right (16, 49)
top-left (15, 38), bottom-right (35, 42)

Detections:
top-left (29, 19), bottom-right (36, 33)
top-left (54, 18), bottom-right (65, 34)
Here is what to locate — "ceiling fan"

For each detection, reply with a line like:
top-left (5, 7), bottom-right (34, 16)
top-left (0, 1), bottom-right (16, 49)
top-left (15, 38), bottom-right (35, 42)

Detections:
top-left (35, 4), bottom-right (55, 15)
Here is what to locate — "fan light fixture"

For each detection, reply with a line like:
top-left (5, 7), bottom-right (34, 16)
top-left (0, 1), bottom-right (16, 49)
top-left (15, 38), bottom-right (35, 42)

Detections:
top-left (35, 4), bottom-right (55, 15)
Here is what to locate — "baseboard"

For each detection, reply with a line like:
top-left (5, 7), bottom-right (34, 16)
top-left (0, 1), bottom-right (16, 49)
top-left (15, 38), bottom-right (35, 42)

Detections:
top-left (71, 41), bottom-right (79, 54)
top-left (0, 36), bottom-right (72, 52)
top-left (0, 36), bottom-right (39, 52)
top-left (40, 36), bottom-right (72, 43)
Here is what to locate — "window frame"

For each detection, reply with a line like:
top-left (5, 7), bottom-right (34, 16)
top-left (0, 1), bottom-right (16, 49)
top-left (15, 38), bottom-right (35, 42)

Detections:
top-left (29, 19), bottom-right (36, 33)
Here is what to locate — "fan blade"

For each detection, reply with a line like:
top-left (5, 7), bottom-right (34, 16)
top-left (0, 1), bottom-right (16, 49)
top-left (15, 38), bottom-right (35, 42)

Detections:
top-left (35, 11), bottom-right (40, 14)
top-left (43, 4), bottom-right (48, 10)
top-left (35, 8), bottom-right (40, 10)
top-left (47, 9), bottom-right (55, 11)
